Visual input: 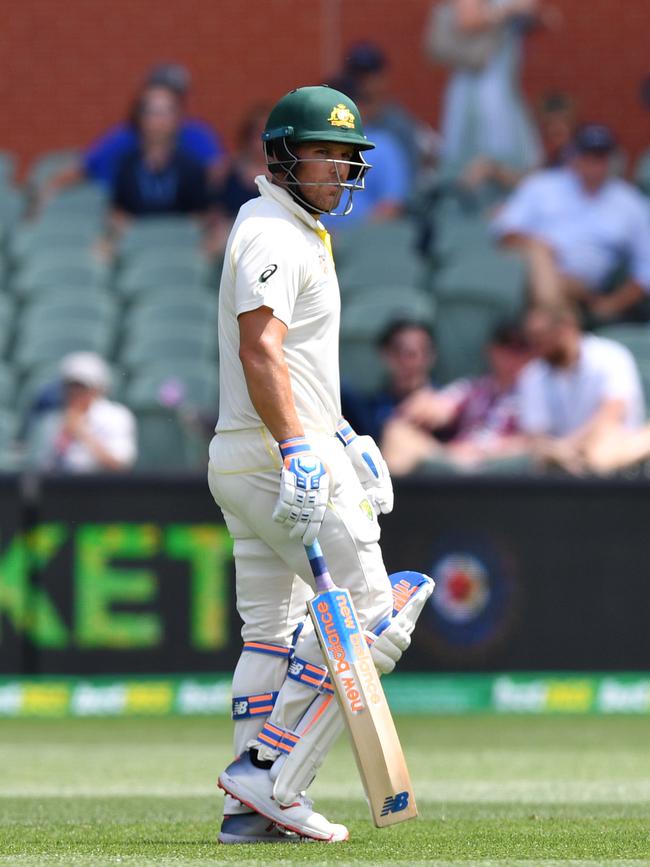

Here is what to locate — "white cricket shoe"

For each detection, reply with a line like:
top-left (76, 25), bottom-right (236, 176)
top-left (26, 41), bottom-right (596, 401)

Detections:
top-left (218, 750), bottom-right (349, 842)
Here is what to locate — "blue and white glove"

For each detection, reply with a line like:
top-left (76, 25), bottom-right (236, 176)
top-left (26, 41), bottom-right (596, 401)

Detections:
top-left (272, 436), bottom-right (330, 546)
top-left (336, 419), bottom-right (394, 515)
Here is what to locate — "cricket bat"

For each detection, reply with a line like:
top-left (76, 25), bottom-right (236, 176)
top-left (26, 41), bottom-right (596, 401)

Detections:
top-left (305, 540), bottom-right (418, 827)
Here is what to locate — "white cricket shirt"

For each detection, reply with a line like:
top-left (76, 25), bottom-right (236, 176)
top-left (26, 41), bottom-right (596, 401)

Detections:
top-left (216, 175), bottom-right (341, 436)
top-left (518, 335), bottom-right (645, 437)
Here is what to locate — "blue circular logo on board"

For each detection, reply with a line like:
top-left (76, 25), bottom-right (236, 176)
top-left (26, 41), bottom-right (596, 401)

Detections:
top-left (419, 535), bottom-right (519, 660)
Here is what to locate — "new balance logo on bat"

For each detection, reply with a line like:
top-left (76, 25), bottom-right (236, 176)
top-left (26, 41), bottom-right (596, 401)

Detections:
top-left (380, 791), bottom-right (410, 816)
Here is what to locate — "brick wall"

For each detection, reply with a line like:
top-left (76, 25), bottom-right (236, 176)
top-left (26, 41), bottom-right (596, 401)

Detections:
top-left (1, 0), bottom-right (649, 174)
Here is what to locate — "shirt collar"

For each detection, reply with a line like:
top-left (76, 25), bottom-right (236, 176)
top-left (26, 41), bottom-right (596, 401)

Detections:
top-left (255, 174), bottom-right (326, 233)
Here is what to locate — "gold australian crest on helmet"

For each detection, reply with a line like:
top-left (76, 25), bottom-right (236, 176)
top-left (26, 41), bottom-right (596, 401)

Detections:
top-left (328, 103), bottom-right (356, 129)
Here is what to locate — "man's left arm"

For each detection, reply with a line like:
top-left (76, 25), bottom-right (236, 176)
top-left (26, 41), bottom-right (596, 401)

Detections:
top-left (590, 196), bottom-right (650, 321)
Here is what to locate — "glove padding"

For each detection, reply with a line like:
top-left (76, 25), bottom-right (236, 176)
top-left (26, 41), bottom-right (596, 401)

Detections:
top-left (336, 421), bottom-right (393, 515)
top-left (367, 571), bottom-right (435, 674)
top-left (272, 438), bottom-right (329, 546)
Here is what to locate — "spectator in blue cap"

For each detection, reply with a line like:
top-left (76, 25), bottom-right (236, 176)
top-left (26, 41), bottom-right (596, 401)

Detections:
top-left (493, 123), bottom-right (650, 322)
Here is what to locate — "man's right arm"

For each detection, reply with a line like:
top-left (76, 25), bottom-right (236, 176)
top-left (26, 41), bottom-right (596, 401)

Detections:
top-left (238, 305), bottom-right (303, 442)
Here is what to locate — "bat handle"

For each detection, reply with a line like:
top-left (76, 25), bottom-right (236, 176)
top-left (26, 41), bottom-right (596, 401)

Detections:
top-left (304, 540), bottom-right (336, 593)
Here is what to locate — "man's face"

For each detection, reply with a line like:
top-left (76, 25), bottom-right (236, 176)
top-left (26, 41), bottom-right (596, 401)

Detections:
top-left (139, 86), bottom-right (181, 142)
top-left (525, 312), bottom-right (570, 365)
top-left (383, 327), bottom-right (435, 383)
top-left (572, 151), bottom-right (610, 192)
top-left (488, 342), bottom-right (531, 385)
top-left (292, 141), bottom-right (355, 213)
top-left (64, 381), bottom-right (96, 412)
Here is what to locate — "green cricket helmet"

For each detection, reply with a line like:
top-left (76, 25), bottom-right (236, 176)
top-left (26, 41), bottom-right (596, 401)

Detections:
top-left (262, 85), bottom-right (375, 216)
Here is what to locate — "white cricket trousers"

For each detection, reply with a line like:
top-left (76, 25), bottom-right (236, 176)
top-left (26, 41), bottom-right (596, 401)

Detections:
top-left (207, 427), bottom-right (392, 753)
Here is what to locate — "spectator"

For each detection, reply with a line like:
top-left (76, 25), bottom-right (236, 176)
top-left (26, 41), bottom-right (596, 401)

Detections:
top-left (39, 63), bottom-right (225, 204)
top-left (519, 303), bottom-right (650, 475)
top-left (110, 84), bottom-right (210, 220)
top-left (341, 320), bottom-right (437, 442)
top-left (207, 104), bottom-right (270, 256)
top-left (493, 124), bottom-right (650, 321)
top-left (381, 321), bottom-right (532, 474)
top-left (426, 0), bottom-right (551, 177)
top-left (32, 353), bottom-right (137, 473)
top-left (322, 79), bottom-right (411, 230)
top-left (342, 41), bottom-right (441, 188)
top-left (537, 91), bottom-right (577, 168)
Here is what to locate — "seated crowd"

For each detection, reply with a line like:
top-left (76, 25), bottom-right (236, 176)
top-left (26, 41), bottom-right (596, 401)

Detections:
top-left (3, 46), bottom-right (650, 478)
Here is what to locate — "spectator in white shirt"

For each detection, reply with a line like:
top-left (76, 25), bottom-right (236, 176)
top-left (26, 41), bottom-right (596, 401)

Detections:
top-left (493, 124), bottom-right (650, 322)
top-left (518, 303), bottom-right (650, 474)
top-left (36, 353), bottom-right (137, 473)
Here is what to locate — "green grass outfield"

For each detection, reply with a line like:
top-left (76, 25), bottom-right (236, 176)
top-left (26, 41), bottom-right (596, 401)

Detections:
top-left (1, 715), bottom-right (650, 865)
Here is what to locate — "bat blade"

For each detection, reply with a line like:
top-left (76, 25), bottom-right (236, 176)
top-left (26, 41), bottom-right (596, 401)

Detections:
top-left (307, 586), bottom-right (417, 827)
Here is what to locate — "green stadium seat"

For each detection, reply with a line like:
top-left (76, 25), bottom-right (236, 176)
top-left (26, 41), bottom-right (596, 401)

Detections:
top-left (431, 249), bottom-right (527, 383)
top-left (0, 186), bottom-right (25, 232)
top-left (20, 291), bottom-right (117, 326)
top-left (335, 219), bottom-right (425, 294)
top-left (116, 257), bottom-right (211, 297)
top-left (133, 408), bottom-right (205, 472)
top-left (39, 183), bottom-right (108, 216)
top-left (339, 338), bottom-right (385, 394)
top-left (0, 364), bottom-right (16, 406)
top-left (10, 251), bottom-right (109, 297)
top-left (118, 217), bottom-right (203, 258)
top-left (429, 214), bottom-right (494, 265)
top-left (9, 219), bottom-right (103, 264)
top-left (125, 364), bottom-right (218, 413)
top-left (27, 150), bottom-right (80, 187)
top-left (13, 329), bottom-right (113, 373)
top-left (0, 151), bottom-right (17, 185)
top-left (340, 286), bottom-right (435, 340)
top-left (128, 294), bottom-right (217, 332)
top-left (120, 326), bottom-right (218, 368)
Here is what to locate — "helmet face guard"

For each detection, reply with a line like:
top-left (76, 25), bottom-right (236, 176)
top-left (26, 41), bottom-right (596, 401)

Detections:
top-left (263, 135), bottom-right (371, 216)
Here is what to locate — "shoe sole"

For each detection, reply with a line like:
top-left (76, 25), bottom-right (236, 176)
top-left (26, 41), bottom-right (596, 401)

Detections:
top-left (218, 832), bottom-right (302, 844)
top-left (217, 774), bottom-right (348, 843)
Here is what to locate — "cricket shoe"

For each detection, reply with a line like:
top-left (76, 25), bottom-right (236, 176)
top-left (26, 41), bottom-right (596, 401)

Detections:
top-left (218, 750), bottom-right (349, 842)
top-left (218, 810), bottom-right (302, 844)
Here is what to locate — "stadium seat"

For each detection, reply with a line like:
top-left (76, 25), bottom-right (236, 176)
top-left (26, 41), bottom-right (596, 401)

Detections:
top-left (120, 327), bottom-right (218, 368)
top-left (340, 338), bottom-right (385, 394)
top-left (116, 256), bottom-right (211, 297)
top-left (19, 290), bottom-right (116, 326)
top-left (335, 219), bottom-right (425, 294)
top-left (0, 363), bottom-right (15, 407)
top-left (0, 187), bottom-right (25, 234)
top-left (128, 293), bottom-right (217, 332)
top-left (39, 183), bottom-right (108, 217)
top-left (118, 217), bottom-right (203, 258)
top-left (0, 151), bottom-right (17, 185)
top-left (125, 364), bottom-right (218, 413)
top-left (27, 150), bottom-right (80, 187)
top-left (430, 249), bottom-right (527, 383)
top-left (10, 251), bottom-right (109, 296)
top-left (133, 408), bottom-right (204, 471)
top-left (9, 221), bottom-right (103, 264)
top-left (340, 286), bottom-right (435, 341)
top-left (13, 329), bottom-right (113, 373)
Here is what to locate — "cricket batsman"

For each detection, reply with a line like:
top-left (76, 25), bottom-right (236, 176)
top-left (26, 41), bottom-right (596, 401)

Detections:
top-left (208, 84), bottom-right (434, 843)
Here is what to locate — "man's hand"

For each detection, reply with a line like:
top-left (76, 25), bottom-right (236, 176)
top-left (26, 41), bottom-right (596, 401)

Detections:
top-left (273, 437), bottom-right (330, 545)
top-left (336, 420), bottom-right (393, 515)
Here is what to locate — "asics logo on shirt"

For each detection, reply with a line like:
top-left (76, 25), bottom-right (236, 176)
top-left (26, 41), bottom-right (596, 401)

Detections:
top-left (259, 264), bottom-right (278, 283)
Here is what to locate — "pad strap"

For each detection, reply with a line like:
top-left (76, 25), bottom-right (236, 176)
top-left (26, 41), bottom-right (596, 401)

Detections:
top-left (287, 655), bottom-right (334, 694)
top-left (335, 419), bottom-right (357, 446)
top-left (258, 721), bottom-right (300, 755)
top-left (242, 641), bottom-right (292, 658)
top-left (232, 691), bottom-right (279, 720)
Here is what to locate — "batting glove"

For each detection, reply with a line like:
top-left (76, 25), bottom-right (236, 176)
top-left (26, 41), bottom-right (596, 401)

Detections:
top-left (336, 419), bottom-right (394, 515)
top-left (272, 436), bottom-right (330, 546)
